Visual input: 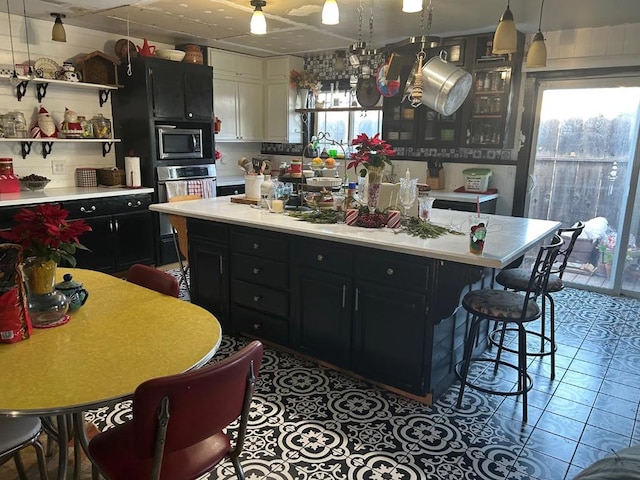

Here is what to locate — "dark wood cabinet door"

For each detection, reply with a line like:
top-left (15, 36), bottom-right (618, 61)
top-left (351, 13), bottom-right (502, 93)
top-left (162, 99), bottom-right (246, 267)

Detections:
top-left (352, 281), bottom-right (428, 393)
top-left (71, 216), bottom-right (114, 272)
top-left (151, 66), bottom-right (185, 119)
top-left (184, 69), bottom-right (213, 120)
top-left (113, 211), bottom-right (154, 271)
top-left (189, 237), bottom-right (229, 331)
top-left (292, 269), bottom-right (353, 368)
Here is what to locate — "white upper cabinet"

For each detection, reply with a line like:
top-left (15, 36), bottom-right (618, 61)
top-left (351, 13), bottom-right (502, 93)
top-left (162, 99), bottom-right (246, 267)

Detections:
top-left (209, 49), bottom-right (263, 80)
top-left (264, 56), bottom-right (304, 143)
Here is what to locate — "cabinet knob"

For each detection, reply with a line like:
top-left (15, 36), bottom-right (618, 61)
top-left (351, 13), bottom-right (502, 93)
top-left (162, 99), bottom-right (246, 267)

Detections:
top-left (317, 254), bottom-right (323, 262)
top-left (233, 189), bottom-right (239, 195)
top-left (387, 268), bottom-right (394, 276)
top-left (253, 295), bottom-right (261, 302)
top-left (253, 267), bottom-right (260, 274)
top-left (253, 323), bottom-right (260, 330)
top-left (253, 243), bottom-right (260, 250)
top-left (188, 112), bottom-right (193, 118)
top-left (127, 200), bottom-right (142, 207)
top-left (80, 206), bottom-right (96, 212)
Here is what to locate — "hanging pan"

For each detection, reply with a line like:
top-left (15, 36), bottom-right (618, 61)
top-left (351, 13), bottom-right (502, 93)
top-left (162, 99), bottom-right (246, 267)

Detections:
top-left (356, 71), bottom-right (381, 109)
top-left (420, 51), bottom-right (472, 116)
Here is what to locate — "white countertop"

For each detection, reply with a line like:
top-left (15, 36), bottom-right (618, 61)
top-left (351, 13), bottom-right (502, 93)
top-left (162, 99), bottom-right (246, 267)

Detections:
top-left (429, 191), bottom-right (499, 203)
top-left (0, 187), bottom-right (155, 207)
top-left (150, 197), bottom-right (560, 269)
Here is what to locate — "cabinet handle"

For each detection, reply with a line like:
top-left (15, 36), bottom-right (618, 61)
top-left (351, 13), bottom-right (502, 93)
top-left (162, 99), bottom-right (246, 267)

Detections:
top-left (80, 206), bottom-right (96, 213)
top-left (114, 219), bottom-right (119, 232)
top-left (354, 288), bottom-right (359, 312)
top-left (342, 285), bottom-right (346, 308)
top-left (253, 243), bottom-right (260, 250)
top-left (233, 189), bottom-right (239, 195)
top-left (387, 268), bottom-right (394, 276)
top-left (317, 254), bottom-right (323, 262)
top-left (253, 295), bottom-right (261, 302)
top-left (219, 256), bottom-right (223, 274)
top-left (188, 112), bottom-right (193, 118)
top-left (109, 220), bottom-right (113, 233)
top-left (253, 267), bottom-right (260, 274)
top-left (127, 200), bottom-right (142, 208)
top-left (253, 323), bottom-right (260, 330)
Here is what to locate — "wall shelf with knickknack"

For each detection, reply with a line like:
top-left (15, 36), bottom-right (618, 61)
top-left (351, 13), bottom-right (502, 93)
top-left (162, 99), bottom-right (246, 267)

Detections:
top-left (0, 138), bottom-right (120, 159)
top-left (0, 74), bottom-right (119, 106)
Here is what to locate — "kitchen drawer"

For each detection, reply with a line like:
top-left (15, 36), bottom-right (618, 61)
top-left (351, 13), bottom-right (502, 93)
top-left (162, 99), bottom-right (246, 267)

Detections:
top-left (232, 253), bottom-right (289, 289)
top-left (187, 219), bottom-right (228, 243)
top-left (64, 194), bottom-right (152, 219)
top-left (355, 251), bottom-right (430, 291)
top-left (232, 279), bottom-right (289, 318)
top-left (233, 305), bottom-right (288, 345)
top-left (293, 238), bottom-right (352, 274)
top-left (217, 184), bottom-right (245, 196)
top-left (231, 227), bottom-right (288, 261)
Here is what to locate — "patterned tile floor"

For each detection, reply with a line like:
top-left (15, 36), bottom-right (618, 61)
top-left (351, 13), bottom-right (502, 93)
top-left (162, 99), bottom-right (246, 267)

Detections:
top-left (85, 284), bottom-right (640, 480)
top-left (4, 280), bottom-right (639, 479)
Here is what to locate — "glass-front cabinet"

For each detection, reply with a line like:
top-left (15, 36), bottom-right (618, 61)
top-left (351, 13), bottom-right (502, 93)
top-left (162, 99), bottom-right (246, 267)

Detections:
top-left (468, 67), bottom-right (512, 147)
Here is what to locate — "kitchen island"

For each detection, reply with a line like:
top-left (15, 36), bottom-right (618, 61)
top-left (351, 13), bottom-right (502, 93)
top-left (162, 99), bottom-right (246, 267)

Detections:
top-left (151, 197), bottom-right (560, 402)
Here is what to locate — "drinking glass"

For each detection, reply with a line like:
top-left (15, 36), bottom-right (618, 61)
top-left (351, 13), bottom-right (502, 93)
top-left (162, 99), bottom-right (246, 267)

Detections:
top-left (399, 178), bottom-right (418, 216)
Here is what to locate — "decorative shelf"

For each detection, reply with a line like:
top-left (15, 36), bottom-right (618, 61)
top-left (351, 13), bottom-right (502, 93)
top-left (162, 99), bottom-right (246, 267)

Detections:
top-left (295, 106), bottom-right (383, 113)
top-left (0, 138), bottom-right (121, 159)
top-left (0, 74), bottom-right (120, 106)
top-left (471, 114), bottom-right (503, 119)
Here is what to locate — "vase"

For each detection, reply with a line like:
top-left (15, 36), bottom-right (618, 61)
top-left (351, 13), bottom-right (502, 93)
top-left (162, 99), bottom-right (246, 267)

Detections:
top-left (22, 257), bottom-right (69, 327)
top-left (297, 88), bottom-right (309, 109)
top-left (366, 165), bottom-right (385, 214)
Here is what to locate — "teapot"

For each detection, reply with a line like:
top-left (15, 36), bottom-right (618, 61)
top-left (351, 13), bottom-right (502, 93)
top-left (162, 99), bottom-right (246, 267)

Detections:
top-left (55, 273), bottom-right (89, 311)
top-left (136, 38), bottom-right (156, 57)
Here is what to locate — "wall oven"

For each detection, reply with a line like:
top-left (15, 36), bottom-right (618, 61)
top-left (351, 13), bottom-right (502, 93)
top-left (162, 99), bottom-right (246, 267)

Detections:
top-left (156, 126), bottom-right (204, 160)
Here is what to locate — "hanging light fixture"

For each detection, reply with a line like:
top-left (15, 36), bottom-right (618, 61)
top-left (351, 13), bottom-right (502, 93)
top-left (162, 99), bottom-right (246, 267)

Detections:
top-left (402, 0), bottom-right (423, 13)
top-left (249, 0), bottom-right (266, 35)
top-left (51, 13), bottom-right (66, 42)
top-left (322, 0), bottom-right (339, 25)
top-left (526, 0), bottom-right (547, 67)
top-left (492, 0), bottom-right (517, 54)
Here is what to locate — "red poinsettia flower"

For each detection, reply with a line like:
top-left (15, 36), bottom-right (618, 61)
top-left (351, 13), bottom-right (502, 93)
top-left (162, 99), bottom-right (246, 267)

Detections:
top-left (347, 133), bottom-right (396, 174)
top-left (0, 204), bottom-right (92, 268)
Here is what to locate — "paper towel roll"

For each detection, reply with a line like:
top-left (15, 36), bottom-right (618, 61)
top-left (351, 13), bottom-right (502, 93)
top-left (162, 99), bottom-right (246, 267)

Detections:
top-left (124, 156), bottom-right (141, 188)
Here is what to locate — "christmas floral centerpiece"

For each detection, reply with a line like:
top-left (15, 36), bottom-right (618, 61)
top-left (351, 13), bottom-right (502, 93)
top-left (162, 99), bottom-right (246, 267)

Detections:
top-left (348, 133), bottom-right (395, 214)
top-left (0, 204), bottom-right (92, 296)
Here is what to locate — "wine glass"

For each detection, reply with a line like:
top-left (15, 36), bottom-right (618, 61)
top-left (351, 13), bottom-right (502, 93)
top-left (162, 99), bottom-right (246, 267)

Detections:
top-left (399, 178), bottom-right (418, 216)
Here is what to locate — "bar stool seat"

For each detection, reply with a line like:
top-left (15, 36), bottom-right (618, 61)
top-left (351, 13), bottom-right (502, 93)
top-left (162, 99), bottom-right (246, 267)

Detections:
top-left (456, 234), bottom-right (563, 423)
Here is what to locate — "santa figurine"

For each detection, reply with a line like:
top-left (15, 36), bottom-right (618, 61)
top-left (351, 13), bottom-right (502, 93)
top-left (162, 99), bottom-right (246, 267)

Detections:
top-left (30, 106), bottom-right (58, 138)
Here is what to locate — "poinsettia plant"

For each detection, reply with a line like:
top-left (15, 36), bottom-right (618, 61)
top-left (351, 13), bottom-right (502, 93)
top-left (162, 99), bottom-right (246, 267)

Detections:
top-left (348, 133), bottom-right (396, 176)
top-left (0, 204), bottom-right (92, 267)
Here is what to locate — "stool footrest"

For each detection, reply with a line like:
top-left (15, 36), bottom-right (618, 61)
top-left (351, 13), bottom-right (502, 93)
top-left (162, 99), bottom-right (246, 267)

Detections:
top-left (455, 357), bottom-right (533, 397)
top-left (489, 327), bottom-right (556, 357)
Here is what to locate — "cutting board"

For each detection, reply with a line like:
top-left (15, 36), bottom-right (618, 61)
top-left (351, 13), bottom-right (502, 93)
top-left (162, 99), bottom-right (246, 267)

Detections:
top-left (230, 195), bottom-right (259, 205)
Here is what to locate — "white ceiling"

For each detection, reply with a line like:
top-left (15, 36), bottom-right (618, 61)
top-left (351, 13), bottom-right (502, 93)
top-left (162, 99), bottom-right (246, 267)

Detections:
top-left (8, 0), bottom-right (640, 57)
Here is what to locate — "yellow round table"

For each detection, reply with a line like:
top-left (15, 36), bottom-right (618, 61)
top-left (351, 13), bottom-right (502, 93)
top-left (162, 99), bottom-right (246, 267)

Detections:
top-left (0, 268), bottom-right (222, 415)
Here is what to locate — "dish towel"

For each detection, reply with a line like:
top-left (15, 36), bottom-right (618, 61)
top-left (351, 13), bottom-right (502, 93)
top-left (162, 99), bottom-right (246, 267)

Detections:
top-left (165, 181), bottom-right (188, 200)
top-left (187, 179), bottom-right (215, 198)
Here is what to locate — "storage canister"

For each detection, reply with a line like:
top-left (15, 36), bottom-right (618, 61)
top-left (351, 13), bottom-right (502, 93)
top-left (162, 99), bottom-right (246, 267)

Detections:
top-left (76, 168), bottom-right (97, 187)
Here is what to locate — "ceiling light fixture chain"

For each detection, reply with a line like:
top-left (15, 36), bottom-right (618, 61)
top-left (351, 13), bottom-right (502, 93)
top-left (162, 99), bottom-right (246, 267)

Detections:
top-left (537, 0), bottom-right (545, 30)
top-left (21, 0), bottom-right (33, 78)
top-left (5, 0), bottom-right (19, 84)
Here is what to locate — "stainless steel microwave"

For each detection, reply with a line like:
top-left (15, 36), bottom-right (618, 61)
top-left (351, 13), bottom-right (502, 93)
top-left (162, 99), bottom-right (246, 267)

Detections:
top-left (156, 126), bottom-right (203, 160)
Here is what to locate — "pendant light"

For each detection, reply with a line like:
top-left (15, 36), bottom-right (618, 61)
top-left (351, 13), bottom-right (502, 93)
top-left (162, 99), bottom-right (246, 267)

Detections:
top-left (322, 0), bottom-right (339, 25)
top-left (526, 0), bottom-right (547, 67)
top-left (402, 0), bottom-right (423, 13)
top-left (249, 0), bottom-right (266, 35)
top-left (51, 13), bottom-right (66, 42)
top-left (492, 0), bottom-right (517, 54)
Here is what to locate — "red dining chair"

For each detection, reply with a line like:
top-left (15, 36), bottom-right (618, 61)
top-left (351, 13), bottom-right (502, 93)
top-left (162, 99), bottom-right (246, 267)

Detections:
top-left (87, 340), bottom-right (264, 480)
top-left (127, 264), bottom-right (179, 298)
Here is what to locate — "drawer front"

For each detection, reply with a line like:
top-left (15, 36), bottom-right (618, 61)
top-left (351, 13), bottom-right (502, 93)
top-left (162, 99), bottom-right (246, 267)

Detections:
top-left (294, 238), bottom-right (352, 274)
top-left (64, 194), bottom-right (152, 219)
top-left (355, 252), bottom-right (429, 291)
top-left (232, 279), bottom-right (289, 318)
top-left (188, 219), bottom-right (228, 243)
top-left (233, 305), bottom-right (288, 345)
top-left (232, 253), bottom-right (289, 289)
top-left (217, 184), bottom-right (245, 196)
top-left (231, 228), bottom-right (288, 261)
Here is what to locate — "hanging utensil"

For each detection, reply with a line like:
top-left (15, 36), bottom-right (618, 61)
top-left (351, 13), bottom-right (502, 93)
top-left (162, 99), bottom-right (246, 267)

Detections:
top-left (410, 51), bottom-right (425, 107)
top-left (420, 50), bottom-right (472, 116)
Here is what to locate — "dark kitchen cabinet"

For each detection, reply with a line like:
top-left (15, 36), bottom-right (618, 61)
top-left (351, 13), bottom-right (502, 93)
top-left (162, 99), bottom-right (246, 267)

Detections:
top-left (187, 219), bottom-right (229, 332)
top-left (291, 239), bottom-right (353, 368)
top-left (151, 61), bottom-right (213, 121)
top-left (63, 194), bottom-right (154, 273)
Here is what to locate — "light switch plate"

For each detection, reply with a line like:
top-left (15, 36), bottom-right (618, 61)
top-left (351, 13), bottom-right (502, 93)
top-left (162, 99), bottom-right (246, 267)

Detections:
top-left (51, 160), bottom-right (66, 175)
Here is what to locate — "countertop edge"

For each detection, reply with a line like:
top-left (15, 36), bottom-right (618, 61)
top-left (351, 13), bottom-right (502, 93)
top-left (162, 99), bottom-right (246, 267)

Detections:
top-left (0, 187), bottom-right (155, 207)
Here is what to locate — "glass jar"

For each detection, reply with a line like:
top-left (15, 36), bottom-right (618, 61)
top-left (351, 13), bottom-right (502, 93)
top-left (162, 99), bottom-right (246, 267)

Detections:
top-left (78, 116), bottom-right (93, 138)
top-left (23, 257), bottom-right (69, 327)
top-left (91, 114), bottom-right (111, 139)
top-left (260, 174), bottom-right (274, 209)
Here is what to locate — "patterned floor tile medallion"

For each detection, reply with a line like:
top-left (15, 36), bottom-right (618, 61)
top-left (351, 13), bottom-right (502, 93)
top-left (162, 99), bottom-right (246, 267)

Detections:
top-left (82, 273), bottom-right (639, 480)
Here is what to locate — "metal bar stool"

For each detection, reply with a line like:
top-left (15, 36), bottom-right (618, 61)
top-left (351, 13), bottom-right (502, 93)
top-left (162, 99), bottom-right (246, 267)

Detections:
top-left (493, 222), bottom-right (584, 380)
top-left (456, 234), bottom-right (563, 423)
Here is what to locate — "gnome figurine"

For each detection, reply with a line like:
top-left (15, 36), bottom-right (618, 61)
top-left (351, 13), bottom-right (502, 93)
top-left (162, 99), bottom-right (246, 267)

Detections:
top-left (30, 106), bottom-right (58, 138)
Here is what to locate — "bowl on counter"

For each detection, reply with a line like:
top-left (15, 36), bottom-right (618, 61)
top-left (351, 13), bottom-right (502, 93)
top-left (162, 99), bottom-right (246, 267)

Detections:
top-left (155, 49), bottom-right (186, 62)
top-left (19, 178), bottom-right (51, 191)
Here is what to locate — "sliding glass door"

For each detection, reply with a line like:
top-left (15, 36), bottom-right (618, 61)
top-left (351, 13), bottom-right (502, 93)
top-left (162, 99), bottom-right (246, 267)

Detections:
top-left (524, 78), bottom-right (640, 296)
